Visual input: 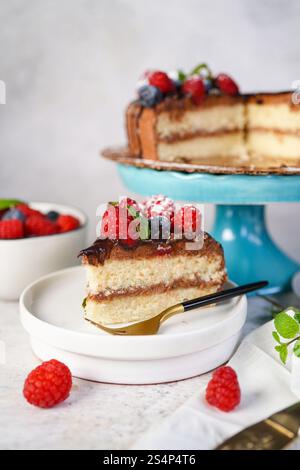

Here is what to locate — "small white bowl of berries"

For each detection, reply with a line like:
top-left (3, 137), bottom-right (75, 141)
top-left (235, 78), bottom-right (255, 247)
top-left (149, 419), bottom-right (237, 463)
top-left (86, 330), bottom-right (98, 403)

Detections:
top-left (0, 199), bottom-right (87, 300)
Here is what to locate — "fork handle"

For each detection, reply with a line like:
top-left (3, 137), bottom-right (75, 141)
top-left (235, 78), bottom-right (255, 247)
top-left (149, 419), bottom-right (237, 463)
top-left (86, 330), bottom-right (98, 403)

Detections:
top-left (182, 280), bottom-right (268, 311)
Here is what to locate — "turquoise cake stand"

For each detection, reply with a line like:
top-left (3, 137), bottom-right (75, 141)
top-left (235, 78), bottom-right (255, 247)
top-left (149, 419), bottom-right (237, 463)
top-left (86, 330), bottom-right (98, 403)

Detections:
top-left (117, 164), bottom-right (300, 294)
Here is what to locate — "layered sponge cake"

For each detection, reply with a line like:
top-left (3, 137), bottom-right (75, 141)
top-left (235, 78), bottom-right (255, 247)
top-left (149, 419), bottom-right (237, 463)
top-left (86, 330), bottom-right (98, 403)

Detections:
top-left (126, 65), bottom-right (300, 169)
top-left (79, 196), bottom-right (227, 326)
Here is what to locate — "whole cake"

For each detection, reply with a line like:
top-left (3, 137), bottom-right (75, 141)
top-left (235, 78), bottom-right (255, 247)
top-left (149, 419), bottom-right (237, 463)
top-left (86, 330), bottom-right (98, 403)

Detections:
top-left (126, 64), bottom-right (300, 169)
top-left (79, 196), bottom-right (227, 326)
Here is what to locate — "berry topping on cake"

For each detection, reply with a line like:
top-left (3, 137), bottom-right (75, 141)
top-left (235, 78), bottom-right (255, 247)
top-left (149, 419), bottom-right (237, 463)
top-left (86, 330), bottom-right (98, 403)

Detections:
top-left (23, 359), bottom-right (72, 408)
top-left (135, 64), bottom-right (239, 108)
top-left (0, 219), bottom-right (24, 239)
top-left (215, 73), bottom-right (239, 96)
top-left (148, 71), bottom-right (175, 94)
top-left (138, 85), bottom-right (163, 108)
top-left (182, 77), bottom-right (205, 105)
top-left (174, 205), bottom-right (202, 234)
top-left (205, 366), bottom-right (241, 412)
top-left (143, 194), bottom-right (175, 219)
top-left (149, 215), bottom-right (170, 240)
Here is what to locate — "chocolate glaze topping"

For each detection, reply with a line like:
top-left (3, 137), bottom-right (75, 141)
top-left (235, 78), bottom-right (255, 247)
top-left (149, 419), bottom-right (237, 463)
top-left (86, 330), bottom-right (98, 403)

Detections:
top-left (78, 237), bottom-right (178, 265)
top-left (78, 233), bottom-right (223, 267)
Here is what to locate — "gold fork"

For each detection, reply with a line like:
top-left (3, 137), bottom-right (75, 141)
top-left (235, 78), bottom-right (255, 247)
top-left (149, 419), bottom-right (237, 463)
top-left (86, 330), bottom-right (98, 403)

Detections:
top-left (91, 281), bottom-right (268, 336)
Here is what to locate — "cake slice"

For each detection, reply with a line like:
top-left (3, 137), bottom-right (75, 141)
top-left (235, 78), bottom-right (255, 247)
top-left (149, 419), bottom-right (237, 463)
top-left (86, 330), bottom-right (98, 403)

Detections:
top-left (80, 235), bottom-right (226, 326)
top-left (79, 196), bottom-right (227, 326)
top-left (126, 64), bottom-right (300, 169)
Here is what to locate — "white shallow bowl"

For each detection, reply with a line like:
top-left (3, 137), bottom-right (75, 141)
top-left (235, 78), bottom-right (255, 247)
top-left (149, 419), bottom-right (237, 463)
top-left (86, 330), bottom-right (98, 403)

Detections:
top-left (0, 202), bottom-right (87, 300)
top-left (20, 266), bottom-right (247, 384)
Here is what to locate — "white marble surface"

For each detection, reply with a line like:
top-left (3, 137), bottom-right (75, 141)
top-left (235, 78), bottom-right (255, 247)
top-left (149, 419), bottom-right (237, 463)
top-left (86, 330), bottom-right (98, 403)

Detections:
top-left (0, 293), bottom-right (299, 450)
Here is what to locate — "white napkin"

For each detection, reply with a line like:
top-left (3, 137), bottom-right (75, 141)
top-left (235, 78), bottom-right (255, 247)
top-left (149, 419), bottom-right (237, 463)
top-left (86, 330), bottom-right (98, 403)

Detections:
top-left (133, 321), bottom-right (300, 450)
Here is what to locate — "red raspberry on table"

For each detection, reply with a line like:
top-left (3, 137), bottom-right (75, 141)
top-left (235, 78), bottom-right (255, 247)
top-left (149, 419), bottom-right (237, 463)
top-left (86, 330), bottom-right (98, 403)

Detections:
top-left (57, 214), bottom-right (80, 233)
top-left (23, 359), bottom-right (72, 408)
top-left (182, 77), bottom-right (205, 105)
top-left (215, 73), bottom-right (239, 96)
top-left (0, 219), bottom-right (24, 239)
top-left (16, 203), bottom-right (42, 218)
top-left (25, 215), bottom-right (58, 236)
top-left (205, 366), bottom-right (241, 412)
top-left (148, 71), bottom-right (175, 94)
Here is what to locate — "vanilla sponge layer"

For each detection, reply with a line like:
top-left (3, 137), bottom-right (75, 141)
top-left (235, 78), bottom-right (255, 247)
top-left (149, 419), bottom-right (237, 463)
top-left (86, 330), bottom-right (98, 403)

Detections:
top-left (247, 130), bottom-right (300, 160)
top-left (85, 254), bottom-right (225, 296)
top-left (85, 285), bottom-right (219, 325)
top-left (156, 105), bottom-right (245, 138)
top-left (157, 133), bottom-right (246, 162)
top-left (248, 103), bottom-right (300, 131)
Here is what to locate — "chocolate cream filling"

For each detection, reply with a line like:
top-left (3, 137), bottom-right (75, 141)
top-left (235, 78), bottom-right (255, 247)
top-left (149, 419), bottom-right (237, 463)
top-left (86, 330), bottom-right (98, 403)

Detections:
top-left (87, 273), bottom-right (227, 302)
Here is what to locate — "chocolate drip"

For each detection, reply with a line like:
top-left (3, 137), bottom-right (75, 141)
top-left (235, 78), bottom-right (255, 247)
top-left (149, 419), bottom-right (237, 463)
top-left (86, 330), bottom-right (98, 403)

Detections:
top-left (78, 237), bottom-right (176, 265)
top-left (78, 238), bottom-right (117, 265)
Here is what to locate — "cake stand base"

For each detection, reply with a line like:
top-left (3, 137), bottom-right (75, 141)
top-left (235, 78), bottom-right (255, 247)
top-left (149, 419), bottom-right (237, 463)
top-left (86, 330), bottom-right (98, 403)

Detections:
top-left (212, 205), bottom-right (299, 294)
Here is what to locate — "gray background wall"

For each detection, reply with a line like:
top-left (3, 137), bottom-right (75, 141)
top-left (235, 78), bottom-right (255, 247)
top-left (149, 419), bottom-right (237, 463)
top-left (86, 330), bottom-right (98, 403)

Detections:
top-left (0, 0), bottom-right (299, 262)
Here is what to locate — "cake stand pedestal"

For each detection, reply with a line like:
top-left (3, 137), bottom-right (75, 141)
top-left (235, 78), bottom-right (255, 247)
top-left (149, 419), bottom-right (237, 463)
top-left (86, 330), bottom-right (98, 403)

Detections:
top-left (117, 164), bottom-right (300, 294)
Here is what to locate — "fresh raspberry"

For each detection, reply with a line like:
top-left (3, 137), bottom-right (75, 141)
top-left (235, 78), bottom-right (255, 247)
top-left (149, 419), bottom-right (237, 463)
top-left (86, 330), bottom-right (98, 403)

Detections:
top-left (101, 203), bottom-right (138, 246)
top-left (23, 359), bottom-right (72, 408)
top-left (174, 205), bottom-right (201, 234)
top-left (101, 205), bottom-right (120, 239)
top-left (143, 195), bottom-right (175, 219)
top-left (215, 73), bottom-right (239, 95)
top-left (57, 215), bottom-right (80, 233)
top-left (119, 197), bottom-right (140, 213)
top-left (205, 366), bottom-right (241, 412)
top-left (16, 203), bottom-right (42, 218)
top-left (148, 71), bottom-right (175, 94)
top-left (182, 77), bottom-right (205, 105)
top-left (25, 215), bottom-right (58, 237)
top-left (0, 219), bottom-right (24, 239)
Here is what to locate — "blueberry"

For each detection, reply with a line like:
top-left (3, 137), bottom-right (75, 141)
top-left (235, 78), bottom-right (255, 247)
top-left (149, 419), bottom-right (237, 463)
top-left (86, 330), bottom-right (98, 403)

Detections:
top-left (46, 210), bottom-right (59, 222)
top-left (138, 85), bottom-right (163, 108)
top-left (203, 78), bottom-right (214, 93)
top-left (172, 79), bottom-right (182, 91)
top-left (149, 216), bottom-right (171, 240)
top-left (2, 208), bottom-right (25, 221)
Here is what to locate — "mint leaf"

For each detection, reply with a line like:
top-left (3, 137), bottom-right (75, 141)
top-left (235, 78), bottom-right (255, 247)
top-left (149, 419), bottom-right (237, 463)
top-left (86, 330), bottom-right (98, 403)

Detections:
top-left (279, 345), bottom-right (288, 364)
top-left (275, 344), bottom-right (288, 364)
top-left (272, 331), bottom-right (281, 344)
top-left (82, 297), bottom-right (87, 309)
top-left (127, 205), bottom-right (139, 219)
top-left (190, 63), bottom-right (212, 78)
top-left (274, 312), bottom-right (299, 339)
top-left (0, 199), bottom-right (23, 210)
top-left (293, 340), bottom-right (300, 358)
top-left (290, 307), bottom-right (300, 323)
top-left (177, 70), bottom-right (186, 82)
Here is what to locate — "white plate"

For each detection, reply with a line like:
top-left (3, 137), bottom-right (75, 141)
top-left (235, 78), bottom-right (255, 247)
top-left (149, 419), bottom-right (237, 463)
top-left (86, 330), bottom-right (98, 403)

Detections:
top-left (20, 266), bottom-right (247, 384)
